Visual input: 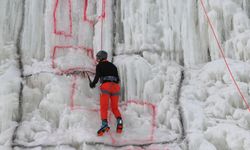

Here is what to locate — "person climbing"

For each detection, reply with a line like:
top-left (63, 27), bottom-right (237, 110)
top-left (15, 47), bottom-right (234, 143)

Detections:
top-left (89, 50), bottom-right (123, 136)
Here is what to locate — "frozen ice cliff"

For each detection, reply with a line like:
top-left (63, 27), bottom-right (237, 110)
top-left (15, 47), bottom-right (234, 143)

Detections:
top-left (0, 0), bottom-right (250, 149)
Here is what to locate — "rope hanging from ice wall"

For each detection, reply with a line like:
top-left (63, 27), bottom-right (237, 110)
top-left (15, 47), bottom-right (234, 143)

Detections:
top-left (199, 0), bottom-right (250, 112)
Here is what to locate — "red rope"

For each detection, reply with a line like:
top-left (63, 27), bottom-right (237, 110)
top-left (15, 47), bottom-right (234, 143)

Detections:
top-left (101, 18), bottom-right (104, 50)
top-left (200, 0), bottom-right (250, 112)
top-left (100, 0), bottom-right (106, 50)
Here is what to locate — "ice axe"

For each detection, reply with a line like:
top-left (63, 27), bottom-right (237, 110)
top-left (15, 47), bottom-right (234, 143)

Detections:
top-left (86, 72), bottom-right (92, 84)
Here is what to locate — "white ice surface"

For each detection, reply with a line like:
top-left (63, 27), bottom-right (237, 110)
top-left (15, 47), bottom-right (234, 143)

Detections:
top-left (13, 143), bottom-right (185, 150)
top-left (180, 59), bottom-right (250, 150)
top-left (1, 0), bottom-right (250, 149)
top-left (14, 54), bottom-right (183, 148)
top-left (0, 0), bottom-right (22, 147)
top-left (115, 0), bottom-right (250, 66)
top-left (0, 46), bottom-right (21, 147)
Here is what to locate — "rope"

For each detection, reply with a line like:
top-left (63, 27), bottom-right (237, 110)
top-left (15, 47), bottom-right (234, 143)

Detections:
top-left (199, 0), bottom-right (250, 112)
top-left (100, 0), bottom-right (106, 50)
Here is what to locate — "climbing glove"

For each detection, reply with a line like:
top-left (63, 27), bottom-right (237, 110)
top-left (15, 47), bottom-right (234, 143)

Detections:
top-left (89, 82), bottom-right (95, 88)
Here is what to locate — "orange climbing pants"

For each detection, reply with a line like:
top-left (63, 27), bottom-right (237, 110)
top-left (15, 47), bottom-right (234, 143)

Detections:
top-left (100, 82), bottom-right (121, 120)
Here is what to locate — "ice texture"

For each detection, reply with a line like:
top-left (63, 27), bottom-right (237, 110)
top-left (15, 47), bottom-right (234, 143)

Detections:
top-left (13, 54), bottom-right (183, 147)
top-left (180, 59), bottom-right (250, 150)
top-left (0, 0), bottom-right (250, 149)
top-left (0, 0), bottom-right (22, 148)
top-left (115, 0), bottom-right (250, 66)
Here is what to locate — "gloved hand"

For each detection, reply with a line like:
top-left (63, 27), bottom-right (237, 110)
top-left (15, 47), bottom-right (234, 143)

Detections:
top-left (89, 82), bottom-right (95, 88)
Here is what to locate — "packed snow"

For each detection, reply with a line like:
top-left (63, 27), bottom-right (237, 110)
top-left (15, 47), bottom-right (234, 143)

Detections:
top-left (0, 0), bottom-right (250, 149)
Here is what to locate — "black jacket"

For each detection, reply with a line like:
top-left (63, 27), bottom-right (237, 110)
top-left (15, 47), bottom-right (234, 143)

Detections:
top-left (92, 61), bottom-right (120, 85)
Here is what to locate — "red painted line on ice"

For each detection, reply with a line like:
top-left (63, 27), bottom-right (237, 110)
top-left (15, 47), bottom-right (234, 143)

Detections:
top-left (52, 45), bottom-right (94, 68)
top-left (83, 0), bottom-right (106, 49)
top-left (100, 17), bottom-right (104, 50)
top-left (83, 0), bottom-right (106, 25)
top-left (72, 105), bottom-right (99, 112)
top-left (100, 0), bottom-right (106, 50)
top-left (52, 0), bottom-right (107, 74)
top-left (69, 79), bottom-right (157, 144)
top-left (200, 0), bottom-right (250, 112)
top-left (53, 0), bottom-right (73, 37)
top-left (51, 45), bottom-right (95, 74)
top-left (121, 100), bottom-right (157, 142)
top-left (83, 0), bottom-right (94, 25)
top-left (70, 75), bottom-right (77, 110)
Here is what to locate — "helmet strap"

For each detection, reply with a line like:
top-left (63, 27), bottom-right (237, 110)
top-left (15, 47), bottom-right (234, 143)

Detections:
top-left (99, 59), bottom-right (108, 62)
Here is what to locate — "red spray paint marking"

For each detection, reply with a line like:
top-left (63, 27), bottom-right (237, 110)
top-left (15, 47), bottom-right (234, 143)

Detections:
top-left (83, 0), bottom-right (106, 25)
top-left (71, 105), bottom-right (99, 112)
top-left (53, 0), bottom-right (73, 37)
top-left (52, 0), bottom-right (106, 74)
top-left (68, 76), bottom-right (156, 143)
top-left (83, 0), bottom-right (106, 49)
top-left (69, 77), bottom-right (157, 144)
top-left (51, 45), bottom-right (95, 74)
top-left (52, 0), bottom-right (164, 146)
top-left (200, 0), bottom-right (250, 112)
top-left (100, 0), bottom-right (106, 50)
top-left (73, 100), bottom-right (157, 144)
top-left (120, 100), bottom-right (157, 142)
top-left (70, 75), bottom-right (77, 110)
top-left (83, 0), bottom-right (94, 25)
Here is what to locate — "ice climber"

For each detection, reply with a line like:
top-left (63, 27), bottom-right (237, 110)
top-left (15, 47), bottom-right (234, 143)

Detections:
top-left (89, 50), bottom-right (123, 136)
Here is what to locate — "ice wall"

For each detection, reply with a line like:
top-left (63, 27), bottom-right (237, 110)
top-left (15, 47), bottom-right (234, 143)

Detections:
top-left (21, 0), bottom-right (113, 74)
top-left (0, 0), bottom-right (250, 149)
top-left (13, 53), bottom-right (183, 148)
top-left (243, 0), bottom-right (250, 17)
top-left (115, 0), bottom-right (250, 66)
top-left (180, 60), bottom-right (250, 150)
top-left (21, 0), bottom-right (45, 64)
top-left (2, 0), bottom-right (250, 71)
top-left (13, 0), bottom-right (250, 70)
top-left (0, 53), bottom-right (20, 148)
top-left (0, 0), bottom-right (23, 148)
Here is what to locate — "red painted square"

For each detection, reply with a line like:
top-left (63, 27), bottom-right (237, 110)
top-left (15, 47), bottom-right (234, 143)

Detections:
top-left (53, 0), bottom-right (72, 36)
top-left (83, 0), bottom-right (106, 25)
top-left (69, 76), bottom-right (156, 145)
top-left (51, 46), bottom-right (95, 74)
